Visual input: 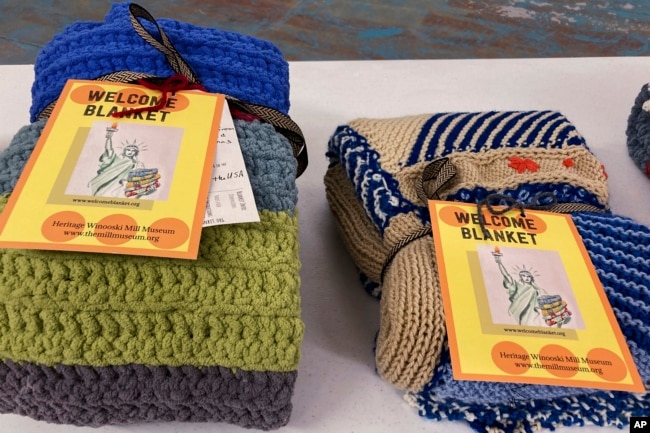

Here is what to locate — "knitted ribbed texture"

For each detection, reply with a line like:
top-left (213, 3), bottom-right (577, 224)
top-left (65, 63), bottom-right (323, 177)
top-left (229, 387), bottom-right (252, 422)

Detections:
top-left (326, 111), bottom-right (608, 393)
top-left (325, 111), bottom-right (649, 431)
top-left (30, 2), bottom-right (290, 121)
top-left (0, 121), bottom-right (302, 428)
top-left (324, 164), bottom-right (388, 283)
top-left (410, 214), bottom-right (650, 432)
top-left (409, 389), bottom-right (650, 432)
top-left (325, 160), bottom-right (635, 403)
top-left (627, 83), bottom-right (650, 178)
top-left (325, 164), bottom-right (443, 391)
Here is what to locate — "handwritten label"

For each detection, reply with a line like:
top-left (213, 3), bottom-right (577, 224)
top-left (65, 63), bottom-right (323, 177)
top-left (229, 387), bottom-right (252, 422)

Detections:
top-left (203, 101), bottom-right (260, 227)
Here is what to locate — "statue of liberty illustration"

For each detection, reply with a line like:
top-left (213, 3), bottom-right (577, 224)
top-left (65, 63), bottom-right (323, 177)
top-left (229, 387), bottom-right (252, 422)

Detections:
top-left (492, 246), bottom-right (572, 327)
top-left (88, 122), bottom-right (160, 198)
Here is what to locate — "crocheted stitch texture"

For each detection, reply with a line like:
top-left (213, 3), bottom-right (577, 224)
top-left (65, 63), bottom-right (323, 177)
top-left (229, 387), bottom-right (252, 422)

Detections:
top-left (0, 361), bottom-right (297, 428)
top-left (30, 2), bottom-right (291, 121)
top-left (0, 119), bottom-right (303, 429)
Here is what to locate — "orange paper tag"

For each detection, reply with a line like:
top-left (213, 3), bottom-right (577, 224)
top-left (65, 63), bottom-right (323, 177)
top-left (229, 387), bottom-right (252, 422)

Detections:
top-left (0, 79), bottom-right (225, 259)
top-left (428, 200), bottom-right (644, 392)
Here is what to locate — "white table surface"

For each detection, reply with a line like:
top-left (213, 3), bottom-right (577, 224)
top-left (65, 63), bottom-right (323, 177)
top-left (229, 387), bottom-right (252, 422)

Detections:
top-left (1, 58), bottom-right (649, 433)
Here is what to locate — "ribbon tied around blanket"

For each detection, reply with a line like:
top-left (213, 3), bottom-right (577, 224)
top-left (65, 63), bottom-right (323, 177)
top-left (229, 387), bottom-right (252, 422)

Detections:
top-left (36, 3), bottom-right (308, 177)
top-left (111, 74), bottom-right (206, 118)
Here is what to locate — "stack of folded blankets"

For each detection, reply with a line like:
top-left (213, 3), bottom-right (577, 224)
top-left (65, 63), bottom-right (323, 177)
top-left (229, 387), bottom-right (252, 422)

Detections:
top-left (325, 111), bottom-right (649, 431)
top-left (124, 168), bottom-right (160, 198)
top-left (537, 294), bottom-right (572, 328)
top-left (0, 3), bottom-right (304, 430)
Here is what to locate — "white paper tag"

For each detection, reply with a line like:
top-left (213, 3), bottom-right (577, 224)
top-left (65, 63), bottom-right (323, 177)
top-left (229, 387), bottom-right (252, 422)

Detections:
top-left (203, 101), bottom-right (260, 226)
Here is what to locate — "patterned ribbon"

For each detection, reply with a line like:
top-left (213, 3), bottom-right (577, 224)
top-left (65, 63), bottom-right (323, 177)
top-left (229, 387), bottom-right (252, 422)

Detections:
top-left (415, 157), bottom-right (456, 203)
top-left (36, 3), bottom-right (308, 177)
top-left (128, 4), bottom-right (200, 84)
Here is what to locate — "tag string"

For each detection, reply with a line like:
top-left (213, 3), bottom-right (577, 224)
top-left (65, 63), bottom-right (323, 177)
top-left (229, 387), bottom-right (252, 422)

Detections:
top-left (111, 74), bottom-right (205, 118)
top-left (476, 192), bottom-right (557, 238)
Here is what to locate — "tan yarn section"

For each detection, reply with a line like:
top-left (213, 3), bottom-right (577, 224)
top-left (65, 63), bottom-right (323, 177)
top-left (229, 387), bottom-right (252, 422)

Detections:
top-left (437, 147), bottom-right (608, 205)
top-left (325, 164), bottom-right (444, 392)
top-left (377, 236), bottom-right (445, 392)
top-left (394, 163), bottom-right (432, 205)
top-left (348, 115), bottom-right (433, 172)
top-left (383, 212), bottom-right (427, 248)
top-left (324, 164), bottom-right (388, 282)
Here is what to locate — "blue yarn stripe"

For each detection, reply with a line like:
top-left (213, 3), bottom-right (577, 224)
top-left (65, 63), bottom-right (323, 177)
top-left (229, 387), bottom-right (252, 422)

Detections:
top-left (504, 111), bottom-right (543, 148)
top-left (525, 111), bottom-right (564, 147)
top-left (456, 111), bottom-right (495, 152)
top-left (549, 118), bottom-right (580, 148)
top-left (491, 111), bottom-right (534, 149)
top-left (423, 114), bottom-right (458, 160)
top-left (520, 111), bottom-right (555, 147)
top-left (472, 111), bottom-right (513, 152)
top-left (509, 111), bottom-right (555, 149)
top-left (435, 112), bottom-right (476, 157)
top-left (407, 111), bottom-right (587, 164)
top-left (539, 116), bottom-right (568, 147)
top-left (407, 114), bottom-right (440, 166)
top-left (491, 110), bottom-right (544, 149)
top-left (442, 112), bottom-right (481, 154)
top-left (462, 111), bottom-right (504, 152)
